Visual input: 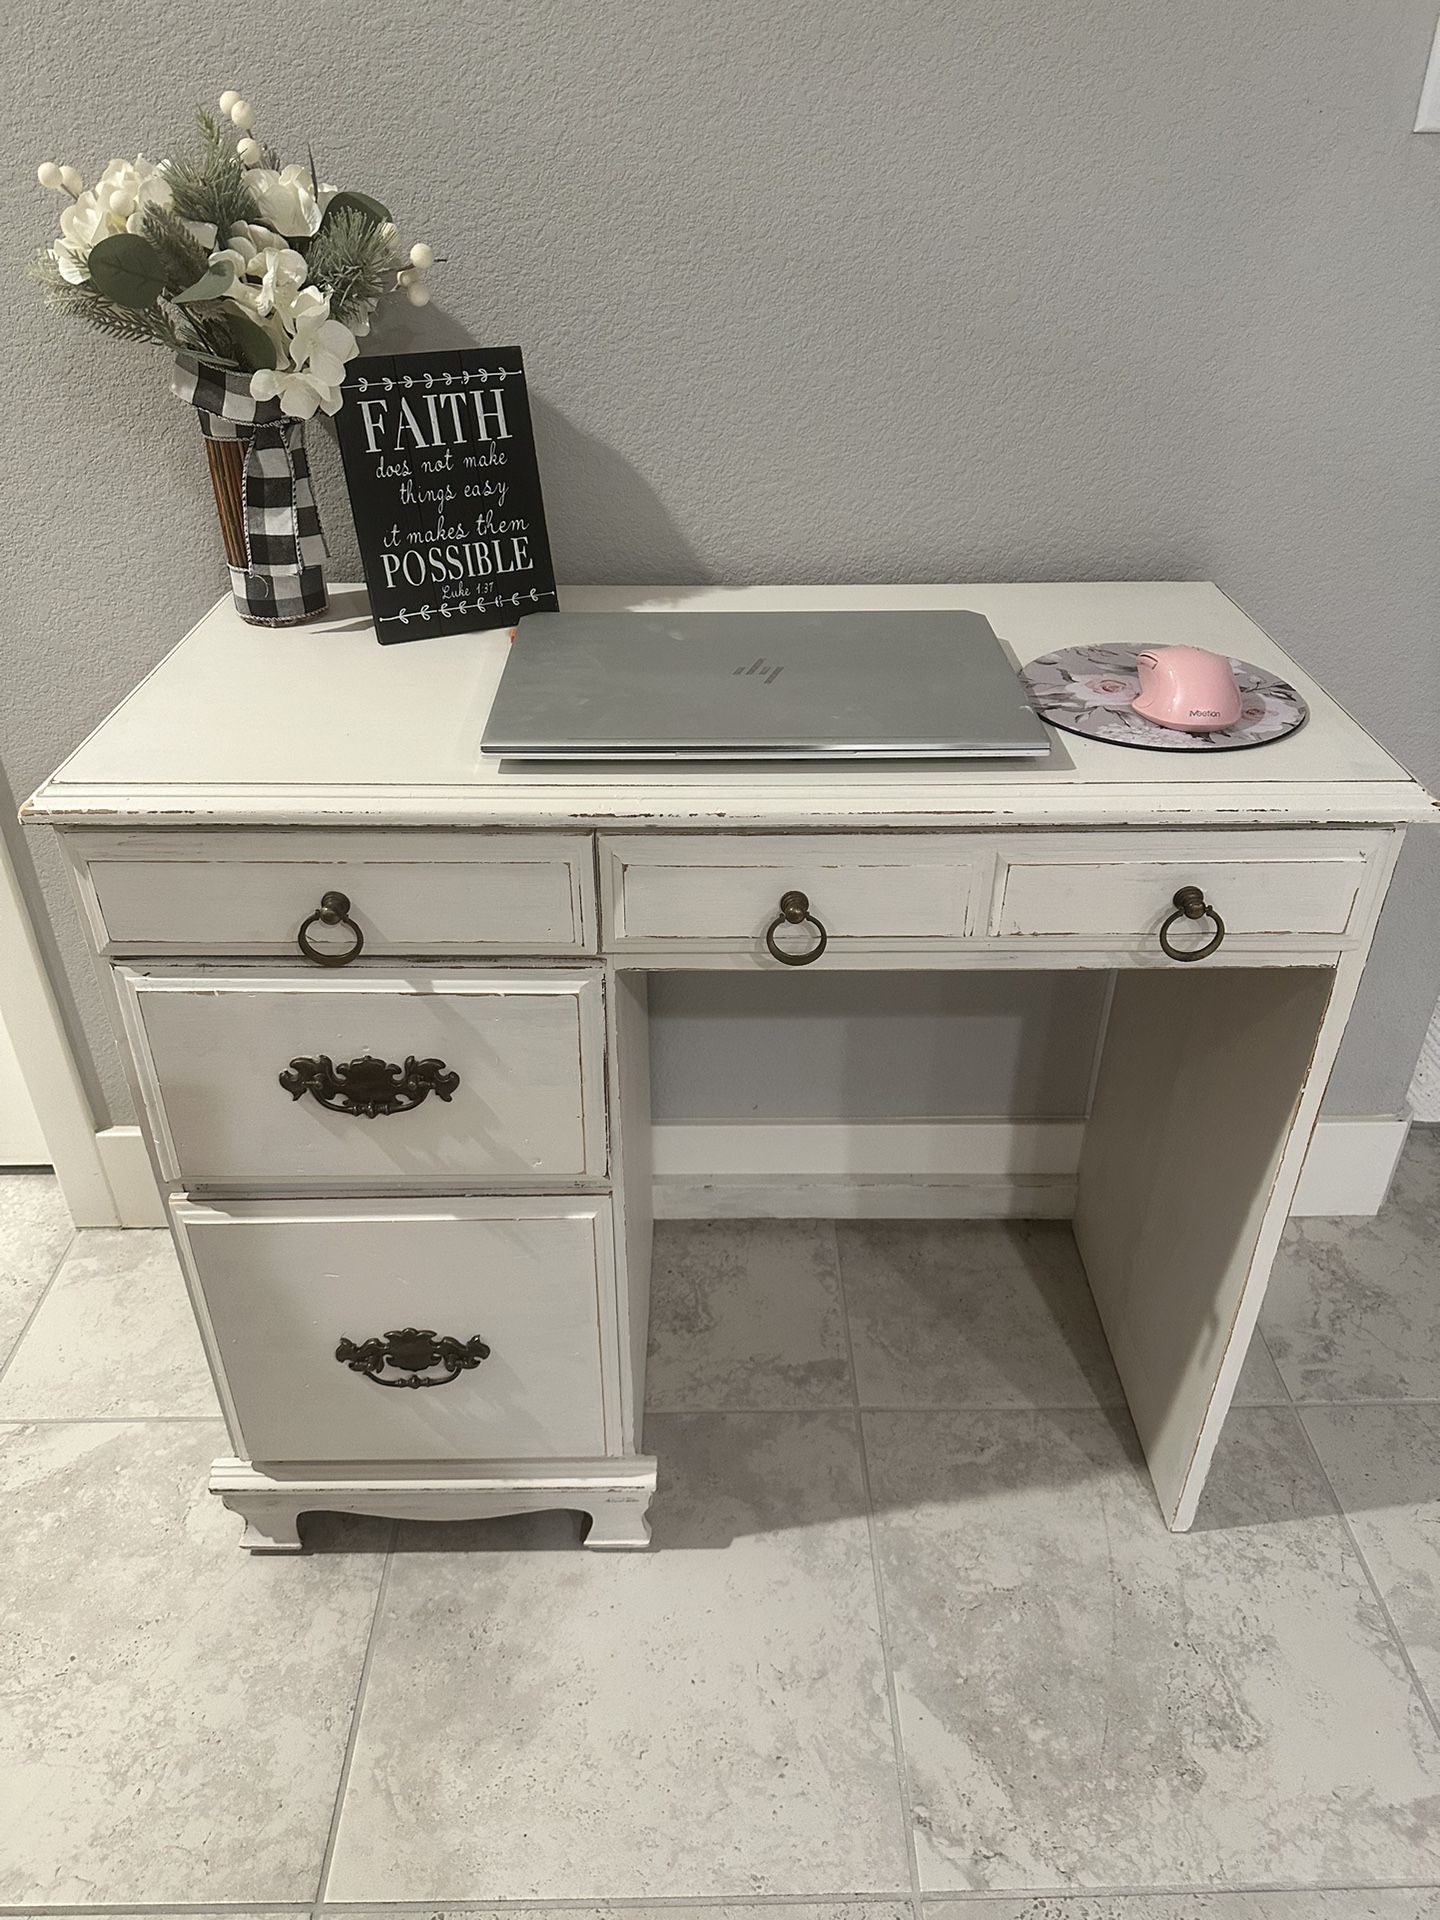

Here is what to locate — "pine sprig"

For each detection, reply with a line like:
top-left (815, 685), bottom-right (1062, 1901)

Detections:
top-left (304, 206), bottom-right (400, 325)
top-left (142, 203), bottom-right (211, 289)
top-left (165, 296), bottom-right (243, 368)
top-left (27, 246), bottom-right (67, 290)
top-left (163, 112), bottom-right (258, 233)
top-left (44, 282), bottom-right (180, 350)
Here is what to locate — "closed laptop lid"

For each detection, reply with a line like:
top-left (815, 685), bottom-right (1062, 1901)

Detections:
top-left (480, 610), bottom-right (1051, 760)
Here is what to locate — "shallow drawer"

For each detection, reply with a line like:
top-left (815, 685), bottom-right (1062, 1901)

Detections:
top-left (991, 832), bottom-right (1373, 947)
top-left (76, 829), bottom-right (596, 956)
top-left (600, 834), bottom-right (982, 955)
top-left (119, 966), bottom-right (606, 1186)
top-left (175, 1196), bottom-right (615, 1462)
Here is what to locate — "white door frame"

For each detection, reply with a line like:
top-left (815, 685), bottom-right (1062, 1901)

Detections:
top-left (0, 825), bottom-right (118, 1225)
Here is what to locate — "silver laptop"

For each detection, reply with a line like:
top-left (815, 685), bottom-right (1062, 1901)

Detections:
top-left (480, 610), bottom-right (1051, 760)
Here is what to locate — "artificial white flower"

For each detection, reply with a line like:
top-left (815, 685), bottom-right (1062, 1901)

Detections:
top-left (222, 220), bottom-right (290, 262)
top-left (53, 192), bottom-right (113, 282)
top-left (221, 240), bottom-right (311, 321)
top-left (249, 288), bottom-right (358, 418)
top-left (99, 155), bottom-right (172, 229)
top-left (52, 153), bottom-right (174, 281)
top-left (244, 164), bottom-right (334, 239)
top-left (261, 246), bottom-right (311, 317)
top-left (210, 228), bottom-right (311, 347)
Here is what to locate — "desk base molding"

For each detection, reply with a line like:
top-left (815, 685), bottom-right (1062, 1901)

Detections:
top-left (210, 1455), bottom-right (658, 1553)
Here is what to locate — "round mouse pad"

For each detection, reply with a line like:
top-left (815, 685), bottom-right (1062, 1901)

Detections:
top-left (1020, 645), bottom-right (1308, 752)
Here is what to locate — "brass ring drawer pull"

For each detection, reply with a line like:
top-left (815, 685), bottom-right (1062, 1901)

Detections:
top-left (764, 889), bottom-right (829, 966)
top-left (297, 890), bottom-right (364, 967)
top-left (1158, 885), bottom-right (1226, 962)
top-left (278, 1052), bottom-right (460, 1117)
top-left (335, 1326), bottom-right (491, 1388)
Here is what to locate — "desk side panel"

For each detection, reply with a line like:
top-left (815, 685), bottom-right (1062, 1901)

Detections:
top-left (1075, 964), bottom-right (1337, 1527)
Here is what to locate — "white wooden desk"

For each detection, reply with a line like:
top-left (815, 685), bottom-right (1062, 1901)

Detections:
top-left (27, 582), bottom-right (1436, 1550)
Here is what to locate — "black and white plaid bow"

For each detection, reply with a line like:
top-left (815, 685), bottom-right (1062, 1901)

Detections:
top-left (173, 355), bottom-right (329, 625)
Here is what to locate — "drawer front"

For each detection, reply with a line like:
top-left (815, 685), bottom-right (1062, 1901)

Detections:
top-left (176, 1197), bottom-right (614, 1462)
top-left (76, 830), bottom-right (596, 956)
top-left (991, 832), bottom-right (1374, 945)
top-left (601, 834), bottom-right (982, 952)
top-left (119, 967), bottom-right (606, 1186)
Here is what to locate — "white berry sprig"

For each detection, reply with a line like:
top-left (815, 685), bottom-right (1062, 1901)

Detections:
top-left (35, 162), bottom-right (85, 197)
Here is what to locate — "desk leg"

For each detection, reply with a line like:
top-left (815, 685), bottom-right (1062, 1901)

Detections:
top-left (608, 967), bottom-right (654, 1468)
top-left (1075, 958), bottom-right (1356, 1531)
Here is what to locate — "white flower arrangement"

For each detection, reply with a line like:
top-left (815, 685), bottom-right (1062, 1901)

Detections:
top-left (30, 91), bottom-right (440, 419)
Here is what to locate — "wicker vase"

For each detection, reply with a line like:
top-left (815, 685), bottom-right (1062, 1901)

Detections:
top-left (173, 356), bottom-right (329, 627)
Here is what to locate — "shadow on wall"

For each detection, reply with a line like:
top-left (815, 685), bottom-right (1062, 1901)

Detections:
top-left (330, 299), bottom-right (707, 588)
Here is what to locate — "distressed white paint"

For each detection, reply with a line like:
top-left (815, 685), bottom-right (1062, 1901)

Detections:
top-left (115, 965), bottom-right (607, 1189)
top-left (25, 583), bottom-right (1433, 1545)
top-left (27, 585), bottom-right (1434, 831)
top-left (174, 1196), bottom-right (616, 1464)
top-left (74, 827), bottom-right (596, 957)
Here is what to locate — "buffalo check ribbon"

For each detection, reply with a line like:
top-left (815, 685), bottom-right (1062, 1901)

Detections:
top-left (173, 355), bottom-right (329, 625)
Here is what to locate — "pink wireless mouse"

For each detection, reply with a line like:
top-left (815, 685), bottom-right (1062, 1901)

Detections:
top-left (1132, 645), bottom-right (1243, 733)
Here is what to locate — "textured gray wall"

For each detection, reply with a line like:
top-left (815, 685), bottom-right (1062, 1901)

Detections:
top-left (3, 0), bottom-right (1437, 1131)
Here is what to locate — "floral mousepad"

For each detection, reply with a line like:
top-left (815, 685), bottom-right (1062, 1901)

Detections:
top-left (1020, 645), bottom-right (1308, 752)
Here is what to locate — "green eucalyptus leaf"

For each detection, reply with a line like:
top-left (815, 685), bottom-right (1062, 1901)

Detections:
top-left (173, 261), bottom-right (236, 305)
top-left (320, 189), bottom-right (391, 231)
top-left (224, 308), bottom-right (279, 371)
top-left (86, 233), bottom-right (170, 309)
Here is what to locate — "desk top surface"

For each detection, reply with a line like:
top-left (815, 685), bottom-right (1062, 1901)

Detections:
top-left (28, 582), bottom-right (1435, 829)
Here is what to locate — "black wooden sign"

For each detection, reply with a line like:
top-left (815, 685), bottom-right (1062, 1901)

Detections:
top-left (335, 347), bottom-right (558, 644)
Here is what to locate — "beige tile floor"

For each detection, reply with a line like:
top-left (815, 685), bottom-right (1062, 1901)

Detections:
top-left (1, 1128), bottom-right (1437, 1915)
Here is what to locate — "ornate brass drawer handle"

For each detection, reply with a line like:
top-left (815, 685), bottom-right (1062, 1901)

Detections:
top-left (278, 1052), bottom-right (460, 1117)
top-left (764, 889), bottom-right (829, 966)
top-left (1158, 885), bottom-right (1226, 962)
top-left (336, 1326), bottom-right (491, 1388)
top-left (297, 889), bottom-right (364, 967)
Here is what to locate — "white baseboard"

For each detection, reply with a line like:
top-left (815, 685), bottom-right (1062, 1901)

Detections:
top-left (1289, 1114), bottom-right (1411, 1217)
top-left (96, 1126), bottom-right (166, 1228)
top-left (653, 1120), bottom-right (1082, 1218)
top-left (93, 1113), bottom-right (1411, 1231)
top-left (654, 1115), bottom-right (1412, 1221)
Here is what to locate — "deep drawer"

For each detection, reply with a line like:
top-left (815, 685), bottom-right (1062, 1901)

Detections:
top-left (600, 833), bottom-right (983, 956)
top-left (75, 829), bottom-right (596, 957)
top-left (118, 965), bottom-right (606, 1187)
top-left (175, 1196), bottom-right (615, 1462)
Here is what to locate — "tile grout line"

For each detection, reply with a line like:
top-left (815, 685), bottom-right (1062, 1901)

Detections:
top-left (311, 1521), bottom-right (399, 1912)
top-left (1, 1414), bottom-right (225, 1425)
top-left (13, 1882), bottom-right (1440, 1915)
top-left (831, 1221), bottom-right (927, 1920)
top-left (1239, 1325), bottom-right (1440, 1410)
top-left (0, 1899), bottom-right (913, 1917)
top-left (1255, 1325), bottom-right (1290, 1404)
top-left (314, 1901), bottom-right (919, 1915)
top-left (0, 1219), bottom-right (78, 1392)
top-left (1290, 1396), bottom-right (1440, 1408)
top-left (1289, 1403), bottom-right (1440, 1744)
